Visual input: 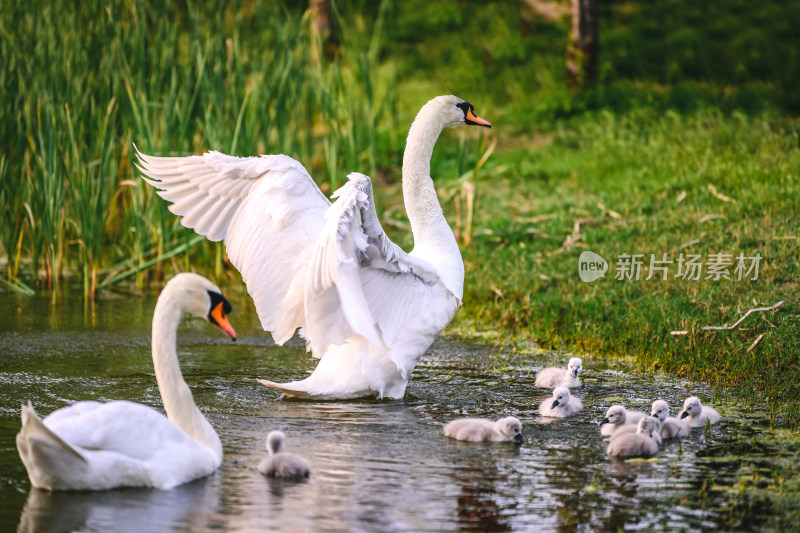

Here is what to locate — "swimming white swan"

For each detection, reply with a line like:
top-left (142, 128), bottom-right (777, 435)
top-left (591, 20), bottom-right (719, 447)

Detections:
top-left (534, 357), bottom-right (582, 388)
top-left (539, 386), bottom-right (583, 418)
top-left (136, 96), bottom-right (491, 400)
top-left (16, 273), bottom-right (237, 491)
top-left (679, 396), bottom-right (720, 428)
top-left (599, 405), bottom-right (647, 437)
top-left (443, 416), bottom-right (525, 443)
top-left (257, 431), bottom-right (311, 479)
top-left (651, 399), bottom-right (690, 438)
top-left (606, 417), bottom-right (659, 458)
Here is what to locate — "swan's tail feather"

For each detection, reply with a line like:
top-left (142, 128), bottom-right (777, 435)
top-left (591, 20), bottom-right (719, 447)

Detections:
top-left (17, 402), bottom-right (86, 489)
top-left (257, 379), bottom-right (318, 399)
top-left (257, 378), bottom-right (375, 400)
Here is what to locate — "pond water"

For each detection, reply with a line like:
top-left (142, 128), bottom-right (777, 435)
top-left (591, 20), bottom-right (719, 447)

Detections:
top-left (0, 288), bottom-right (790, 531)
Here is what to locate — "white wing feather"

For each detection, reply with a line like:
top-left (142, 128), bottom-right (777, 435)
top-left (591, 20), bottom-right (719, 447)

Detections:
top-left (305, 173), bottom-right (453, 365)
top-left (136, 148), bottom-right (330, 344)
top-left (43, 401), bottom-right (207, 462)
top-left (137, 151), bottom-right (456, 367)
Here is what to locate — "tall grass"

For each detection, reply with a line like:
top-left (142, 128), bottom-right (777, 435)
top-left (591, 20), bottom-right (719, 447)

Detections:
top-left (0, 0), bottom-right (398, 299)
top-left (6, 0), bottom-right (795, 300)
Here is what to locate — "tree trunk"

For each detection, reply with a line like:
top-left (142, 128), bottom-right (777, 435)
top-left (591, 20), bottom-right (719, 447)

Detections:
top-left (310, 0), bottom-right (336, 63)
top-left (566, 0), bottom-right (598, 89)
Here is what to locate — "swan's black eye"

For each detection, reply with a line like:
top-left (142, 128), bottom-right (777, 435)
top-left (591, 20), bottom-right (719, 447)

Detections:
top-left (456, 101), bottom-right (473, 119)
top-left (207, 290), bottom-right (232, 315)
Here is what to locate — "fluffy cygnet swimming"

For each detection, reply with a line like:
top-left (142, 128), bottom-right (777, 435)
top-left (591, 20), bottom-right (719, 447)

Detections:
top-left (606, 417), bottom-right (660, 458)
top-left (444, 416), bottom-right (525, 443)
top-left (535, 357), bottom-right (582, 388)
top-left (599, 405), bottom-right (648, 437)
top-left (539, 387), bottom-right (583, 418)
top-left (610, 416), bottom-right (662, 446)
top-left (257, 431), bottom-right (310, 479)
top-left (651, 399), bottom-right (690, 438)
top-left (679, 396), bottom-right (720, 428)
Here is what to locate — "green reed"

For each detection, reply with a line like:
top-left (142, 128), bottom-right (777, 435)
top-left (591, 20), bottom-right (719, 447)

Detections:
top-left (0, 0), bottom-right (397, 298)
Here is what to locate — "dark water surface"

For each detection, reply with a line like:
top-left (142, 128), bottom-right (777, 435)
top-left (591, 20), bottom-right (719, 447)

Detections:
top-left (0, 289), bottom-right (791, 531)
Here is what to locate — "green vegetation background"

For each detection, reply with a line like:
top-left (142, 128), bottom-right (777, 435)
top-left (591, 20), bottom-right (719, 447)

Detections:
top-left (1, 0), bottom-right (799, 424)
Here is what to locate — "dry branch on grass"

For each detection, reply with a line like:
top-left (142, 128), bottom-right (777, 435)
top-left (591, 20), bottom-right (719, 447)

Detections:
top-left (596, 202), bottom-right (622, 219)
top-left (673, 238), bottom-right (701, 252)
top-left (671, 301), bottom-right (783, 337)
top-left (556, 218), bottom-right (596, 252)
top-left (708, 184), bottom-right (736, 203)
top-left (514, 214), bottom-right (558, 224)
top-left (698, 214), bottom-right (725, 223)
top-left (746, 334), bottom-right (764, 353)
top-left (701, 300), bottom-right (783, 331)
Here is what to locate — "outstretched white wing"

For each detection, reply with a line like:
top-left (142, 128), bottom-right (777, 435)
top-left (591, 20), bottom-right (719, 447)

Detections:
top-left (136, 148), bottom-right (330, 344)
top-left (138, 151), bottom-right (458, 364)
top-left (305, 173), bottom-right (457, 365)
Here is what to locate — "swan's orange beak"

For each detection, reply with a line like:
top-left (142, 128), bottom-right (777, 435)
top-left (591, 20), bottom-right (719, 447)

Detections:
top-left (210, 302), bottom-right (237, 341)
top-left (466, 108), bottom-right (492, 128)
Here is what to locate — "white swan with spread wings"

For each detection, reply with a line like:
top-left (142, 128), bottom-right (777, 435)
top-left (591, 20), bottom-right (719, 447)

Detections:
top-left (137, 95), bottom-right (491, 400)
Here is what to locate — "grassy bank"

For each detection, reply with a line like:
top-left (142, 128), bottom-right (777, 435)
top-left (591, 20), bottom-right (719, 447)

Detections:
top-left (360, 107), bottom-right (800, 426)
top-left (1, 0), bottom-right (799, 427)
top-left (447, 110), bottom-right (800, 425)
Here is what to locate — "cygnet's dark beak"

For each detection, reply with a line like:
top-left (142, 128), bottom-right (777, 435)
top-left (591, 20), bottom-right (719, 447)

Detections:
top-left (551, 400), bottom-right (560, 409)
top-left (599, 417), bottom-right (609, 425)
top-left (514, 434), bottom-right (525, 445)
top-left (572, 369), bottom-right (579, 378)
top-left (679, 411), bottom-right (688, 419)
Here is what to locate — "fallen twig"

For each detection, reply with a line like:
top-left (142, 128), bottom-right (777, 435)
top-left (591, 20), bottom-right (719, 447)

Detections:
top-left (524, 228), bottom-right (551, 238)
top-left (708, 184), bottom-right (736, 203)
top-left (746, 334), bottom-right (764, 353)
top-left (675, 238), bottom-right (701, 251)
top-left (699, 214), bottom-right (725, 223)
top-left (514, 214), bottom-right (557, 224)
top-left (701, 300), bottom-right (783, 331)
top-left (597, 202), bottom-right (622, 219)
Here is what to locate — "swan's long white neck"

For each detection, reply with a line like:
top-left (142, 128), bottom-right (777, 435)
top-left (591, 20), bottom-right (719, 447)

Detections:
top-left (402, 102), bottom-right (465, 300)
top-left (152, 291), bottom-right (222, 461)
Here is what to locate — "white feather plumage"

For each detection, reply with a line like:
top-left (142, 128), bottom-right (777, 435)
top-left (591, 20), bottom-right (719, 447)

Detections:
top-left (137, 95), bottom-right (489, 399)
top-left (16, 274), bottom-right (235, 490)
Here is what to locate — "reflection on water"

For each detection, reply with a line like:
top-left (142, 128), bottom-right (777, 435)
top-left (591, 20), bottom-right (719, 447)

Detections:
top-left (0, 289), bottom-right (789, 531)
top-left (18, 477), bottom-right (221, 533)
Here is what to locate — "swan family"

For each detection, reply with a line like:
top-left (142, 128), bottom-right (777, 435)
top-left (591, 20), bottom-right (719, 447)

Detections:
top-left (15, 96), bottom-right (725, 495)
top-left (443, 385), bottom-right (718, 459)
